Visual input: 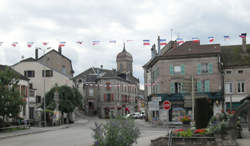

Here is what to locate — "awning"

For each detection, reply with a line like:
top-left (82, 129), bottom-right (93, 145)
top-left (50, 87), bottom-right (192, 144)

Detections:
top-left (226, 102), bottom-right (241, 110)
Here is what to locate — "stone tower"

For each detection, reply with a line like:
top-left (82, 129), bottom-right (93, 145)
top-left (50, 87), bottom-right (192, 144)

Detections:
top-left (116, 43), bottom-right (133, 75)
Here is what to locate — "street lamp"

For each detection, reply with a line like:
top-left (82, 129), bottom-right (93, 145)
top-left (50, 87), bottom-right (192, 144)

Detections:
top-left (37, 47), bottom-right (50, 127)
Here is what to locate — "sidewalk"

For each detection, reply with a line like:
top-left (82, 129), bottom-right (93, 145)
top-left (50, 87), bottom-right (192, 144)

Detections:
top-left (0, 119), bottom-right (88, 140)
top-left (237, 128), bottom-right (250, 146)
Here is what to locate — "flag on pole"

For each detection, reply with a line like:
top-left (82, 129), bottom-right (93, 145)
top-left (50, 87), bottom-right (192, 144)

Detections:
top-left (208, 36), bottom-right (214, 43)
top-left (76, 41), bottom-right (83, 45)
top-left (176, 38), bottom-right (184, 44)
top-left (192, 37), bottom-right (200, 43)
top-left (239, 33), bottom-right (247, 38)
top-left (27, 42), bottom-right (34, 48)
top-left (160, 39), bottom-right (167, 45)
top-left (143, 40), bottom-right (150, 45)
top-left (59, 42), bottom-right (66, 47)
top-left (92, 41), bottom-right (100, 45)
top-left (12, 42), bottom-right (18, 47)
top-left (43, 42), bottom-right (48, 46)
top-left (224, 36), bottom-right (230, 40)
top-left (0, 42), bottom-right (3, 46)
top-left (109, 40), bottom-right (116, 44)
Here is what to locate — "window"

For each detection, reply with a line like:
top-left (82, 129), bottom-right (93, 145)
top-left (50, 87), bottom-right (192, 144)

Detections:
top-left (42, 70), bottom-right (53, 77)
top-left (225, 82), bottom-right (233, 94)
top-left (36, 96), bottom-right (41, 103)
top-left (29, 83), bottom-right (33, 89)
top-left (106, 82), bottom-right (111, 90)
top-left (89, 88), bottom-right (94, 96)
top-left (237, 81), bottom-right (245, 93)
top-left (62, 65), bottom-right (66, 74)
top-left (197, 80), bottom-right (210, 92)
top-left (24, 70), bottom-right (35, 77)
top-left (21, 85), bottom-right (27, 97)
top-left (226, 70), bottom-right (232, 74)
top-left (201, 63), bottom-right (208, 73)
top-left (238, 70), bottom-right (243, 74)
top-left (104, 93), bottom-right (113, 102)
top-left (170, 82), bottom-right (183, 93)
top-left (174, 66), bottom-right (181, 73)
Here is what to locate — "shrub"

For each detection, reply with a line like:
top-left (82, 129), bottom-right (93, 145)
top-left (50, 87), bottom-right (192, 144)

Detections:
top-left (92, 116), bottom-right (140, 146)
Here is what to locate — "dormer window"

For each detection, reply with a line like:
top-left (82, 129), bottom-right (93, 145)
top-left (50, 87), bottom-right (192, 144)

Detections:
top-left (226, 70), bottom-right (232, 74)
top-left (238, 70), bottom-right (243, 74)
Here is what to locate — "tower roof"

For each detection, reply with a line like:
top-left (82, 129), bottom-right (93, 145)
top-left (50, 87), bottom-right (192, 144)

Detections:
top-left (116, 43), bottom-right (133, 62)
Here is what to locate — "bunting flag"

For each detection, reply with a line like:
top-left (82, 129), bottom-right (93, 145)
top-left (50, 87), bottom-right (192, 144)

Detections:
top-left (208, 36), bottom-right (214, 43)
top-left (76, 41), bottom-right (83, 45)
top-left (43, 42), bottom-right (48, 46)
top-left (160, 39), bottom-right (167, 45)
top-left (0, 42), bottom-right (3, 46)
top-left (143, 40), bottom-right (150, 45)
top-left (59, 42), bottom-right (66, 47)
top-left (192, 37), bottom-right (200, 43)
top-left (11, 42), bottom-right (18, 47)
top-left (239, 33), bottom-right (247, 38)
top-left (27, 42), bottom-right (34, 48)
top-left (109, 40), bottom-right (116, 44)
top-left (176, 38), bottom-right (184, 44)
top-left (92, 40), bottom-right (100, 45)
top-left (224, 36), bottom-right (230, 41)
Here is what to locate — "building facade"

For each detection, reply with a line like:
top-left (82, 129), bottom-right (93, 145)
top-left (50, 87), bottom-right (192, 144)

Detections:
top-left (144, 41), bottom-right (224, 122)
top-left (74, 45), bottom-right (140, 118)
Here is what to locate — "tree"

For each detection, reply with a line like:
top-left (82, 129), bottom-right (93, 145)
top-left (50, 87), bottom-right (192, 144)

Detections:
top-left (0, 67), bottom-right (24, 125)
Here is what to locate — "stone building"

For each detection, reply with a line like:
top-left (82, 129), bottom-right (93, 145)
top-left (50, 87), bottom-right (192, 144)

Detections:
top-left (143, 41), bottom-right (223, 122)
top-left (221, 35), bottom-right (250, 113)
top-left (74, 45), bottom-right (140, 118)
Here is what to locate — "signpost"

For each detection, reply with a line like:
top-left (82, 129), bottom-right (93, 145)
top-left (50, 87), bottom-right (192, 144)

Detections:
top-left (163, 100), bottom-right (171, 110)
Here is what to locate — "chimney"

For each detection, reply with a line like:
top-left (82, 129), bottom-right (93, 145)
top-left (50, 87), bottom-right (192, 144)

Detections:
top-left (35, 48), bottom-right (38, 60)
top-left (241, 33), bottom-right (247, 53)
top-left (58, 46), bottom-right (62, 54)
top-left (157, 36), bottom-right (160, 55)
top-left (151, 44), bottom-right (156, 58)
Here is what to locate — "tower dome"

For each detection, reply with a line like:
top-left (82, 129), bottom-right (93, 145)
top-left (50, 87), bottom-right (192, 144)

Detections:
top-left (116, 43), bottom-right (133, 74)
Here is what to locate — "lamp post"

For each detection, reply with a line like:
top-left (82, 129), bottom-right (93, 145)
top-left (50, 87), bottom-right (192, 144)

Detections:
top-left (37, 47), bottom-right (50, 127)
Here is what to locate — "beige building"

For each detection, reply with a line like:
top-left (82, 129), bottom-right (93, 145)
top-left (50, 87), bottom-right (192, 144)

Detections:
top-left (221, 36), bottom-right (250, 113)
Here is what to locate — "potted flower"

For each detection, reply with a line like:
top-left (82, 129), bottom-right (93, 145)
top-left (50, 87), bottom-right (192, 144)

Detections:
top-left (180, 116), bottom-right (191, 125)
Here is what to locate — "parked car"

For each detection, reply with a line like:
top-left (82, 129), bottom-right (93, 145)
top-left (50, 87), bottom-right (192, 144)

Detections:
top-left (131, 112), bottom-right (141, 119)
top-left (140, 112), bottom-right (145, 119)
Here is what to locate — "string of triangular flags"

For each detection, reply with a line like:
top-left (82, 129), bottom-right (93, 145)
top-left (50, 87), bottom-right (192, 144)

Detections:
top-left (0, 33), bottom-right (246, 48)
top-left (83, 83), bottom-right (138, 88)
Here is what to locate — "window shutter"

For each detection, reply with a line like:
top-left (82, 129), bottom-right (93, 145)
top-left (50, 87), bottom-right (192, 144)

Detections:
top-left (197, 64), bottom-right (201, 75)
top-left (104, 94), bottom-right (106, 101)
top-left (181, 64), bottom-right (185, 75)
top-left (170, 82), bottom-right (175, 93)
top-left (170, 64), bottom-right (174, 75)
top-left (205, 80), bottom-right (210, 92)
top-left (180, 82), bottom-right (183, 93)
top-left (197, 80), bottom-right (202, 92)
top-left (208, 63), bottom-right (213, 73)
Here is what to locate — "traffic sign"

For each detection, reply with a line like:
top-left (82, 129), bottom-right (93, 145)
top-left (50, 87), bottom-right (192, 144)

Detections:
top-left (163, 100), bottom-right (171, 110)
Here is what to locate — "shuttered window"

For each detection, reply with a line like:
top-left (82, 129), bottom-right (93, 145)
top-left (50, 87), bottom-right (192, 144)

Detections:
top-left (204, 80), bottom-right (210, 92)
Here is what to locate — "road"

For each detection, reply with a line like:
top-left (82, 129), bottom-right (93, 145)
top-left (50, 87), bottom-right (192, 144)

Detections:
top-left (0, 118), bottom-right (167, 146)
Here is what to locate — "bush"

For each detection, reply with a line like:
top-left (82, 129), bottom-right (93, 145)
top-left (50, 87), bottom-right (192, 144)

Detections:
top-left (92, 117), bottom-right (140, 146)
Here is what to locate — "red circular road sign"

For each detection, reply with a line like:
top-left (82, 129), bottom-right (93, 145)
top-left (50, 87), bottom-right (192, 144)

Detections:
top-left (163, 100), bottom-right (171, 110)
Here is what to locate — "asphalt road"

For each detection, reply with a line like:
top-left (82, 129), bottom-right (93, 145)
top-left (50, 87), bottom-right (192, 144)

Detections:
top-left (0, 118), bottom-right (167, 146)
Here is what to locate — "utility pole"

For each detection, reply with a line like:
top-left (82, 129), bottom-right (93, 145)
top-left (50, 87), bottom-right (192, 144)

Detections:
top-left (191, 76), bottom-right (195, 121)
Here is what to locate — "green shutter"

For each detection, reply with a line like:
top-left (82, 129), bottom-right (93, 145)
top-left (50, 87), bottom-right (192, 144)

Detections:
top-left (197, 80), bottom-right (202, 92)
top-left (181, 64), bottom-right (185, 75)
top-left (180, 82), bottom-right (183, 93)
top-left (197, 64), bottom-right (201, 75)
top-left (208, 63), bottom-right (213, 73)
top-left (170, 82), bottom-right (175, 93)
top-left (205, 80), bottom-right (210, 92)
top-left (170, 64), bottom-right (174, 75)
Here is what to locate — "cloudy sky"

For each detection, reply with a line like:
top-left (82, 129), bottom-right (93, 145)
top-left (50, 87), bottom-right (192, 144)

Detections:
top-left (0, 0), bottom-right (250, 88)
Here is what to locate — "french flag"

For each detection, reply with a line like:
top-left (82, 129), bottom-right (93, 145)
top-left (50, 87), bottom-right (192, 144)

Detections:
top-left (43, 42), bottom-right (48, 46)
top-left (143, 40), bottom-right (150, 45)
top-left (176, 38), bottom-right (184, 44)
top-left (92, 41), bottom-right (100, 45)
top-left (224, 36), bottom-right (230, 41)
top-left (192, 37), bottom-right (200, 43)
top-left (208, 36), bottom-right (214, 43)
top-left (59, 42), bottom-right (66, 47)
top-left (239, 33), bottom-right (247, 38)
top-left (12, 42), bottom-right (18, 47)
top-left (76, 41), bottom-right (83, 45)
top-left (27, 42), bottom-right (34, 48)
top-left (160, 39), bottom-right (167, 46)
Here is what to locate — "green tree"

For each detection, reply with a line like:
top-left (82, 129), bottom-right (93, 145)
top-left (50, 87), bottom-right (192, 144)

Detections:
top-left (0, 67), bottom-right (24, 125)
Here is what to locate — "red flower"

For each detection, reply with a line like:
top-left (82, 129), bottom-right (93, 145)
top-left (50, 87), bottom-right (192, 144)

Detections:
top-left (194, 129), bottom-right (206, 134)
top-left (175, 129), bottom-right (184, 132)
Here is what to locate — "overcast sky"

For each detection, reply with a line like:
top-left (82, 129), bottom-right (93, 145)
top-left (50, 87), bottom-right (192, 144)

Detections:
top-left (0, 0), bottom-right (250, 88)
